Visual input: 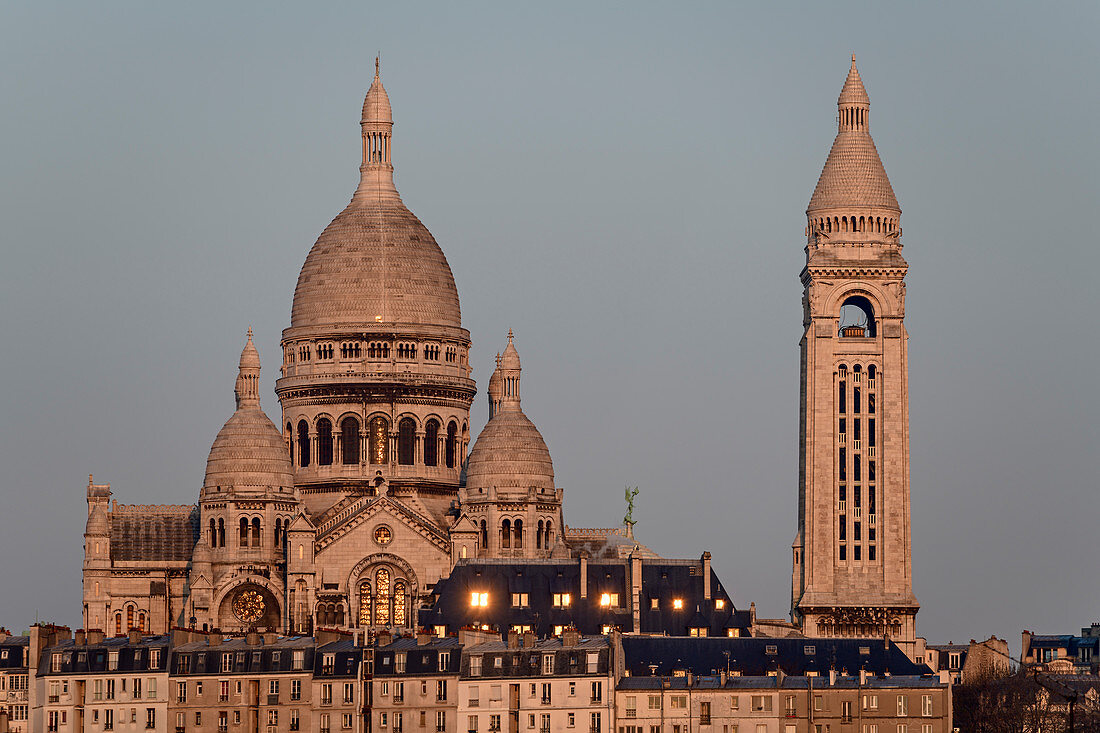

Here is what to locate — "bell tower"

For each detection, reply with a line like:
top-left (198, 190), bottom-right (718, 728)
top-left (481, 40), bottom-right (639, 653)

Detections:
top-left (791, 57), bottom-right (918, 657)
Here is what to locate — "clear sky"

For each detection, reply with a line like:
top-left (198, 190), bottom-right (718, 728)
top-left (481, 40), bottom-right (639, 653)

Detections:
top-left (1, 2), bottom-right (1097, 650)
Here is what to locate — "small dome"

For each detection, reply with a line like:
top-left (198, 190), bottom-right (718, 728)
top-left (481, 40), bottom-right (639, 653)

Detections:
top-left (204, 409), bottom-right (294, 491)
top-left (500, 330), bottom-right (520, 370)
top-left (204, 333), bottom-right (294, 491)
top-left (466, 410), bottom-right (555, 492)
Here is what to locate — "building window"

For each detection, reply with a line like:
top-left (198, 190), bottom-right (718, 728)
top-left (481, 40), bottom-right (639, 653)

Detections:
top-left (341, 417), bottom-right (360, 465)
top-left (445, 421), bottom-right (458, 468)
top-left (398, 418), bottom-right (416, 465)
top-left (424, 420), bottom-right (439, 466)
top-left (297, 420), bottom-right (311, 467)
top-left (317, 418), bottom-right (334, 465)
top-left (370, 416), bottom-right (390, 464)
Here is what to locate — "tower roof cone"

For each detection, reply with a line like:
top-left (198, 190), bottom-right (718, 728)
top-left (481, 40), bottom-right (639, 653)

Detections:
top-left (838, 55), bottom-right (870, 105)
top-left (238, 327), bottom-right (260, 370)
top-left (807, 56), bottom-right (899, 215)
top-left (362, 57), bottom-right (392, 124)
top-left (500, 329), bottom-right (520, 370)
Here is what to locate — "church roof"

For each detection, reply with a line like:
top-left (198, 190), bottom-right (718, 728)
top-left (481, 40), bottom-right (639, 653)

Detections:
top-left (807, 57), bottom-right (899, 215)
top-left (289, 66), bottom-right (462, 332)
top-left (109, 504), bottom-right (198, 562)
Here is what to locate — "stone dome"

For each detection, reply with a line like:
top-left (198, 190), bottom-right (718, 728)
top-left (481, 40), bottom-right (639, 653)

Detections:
top-left (466, 332), bottom-right (554, 492)
top-left (289, 66), bottom-right (462, 332)
top-left (204, 334), bottom-right (294, 491)
top-left (290, 199), bottom-right (462, 330)
top-left (466, 410), bottom-right (555, 492)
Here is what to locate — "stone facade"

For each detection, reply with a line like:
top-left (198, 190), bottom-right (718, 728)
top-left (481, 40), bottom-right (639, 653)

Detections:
top-left (791, 57), bottom-right (919, 657)
top-left (79, 63), bottom-right (640, 641)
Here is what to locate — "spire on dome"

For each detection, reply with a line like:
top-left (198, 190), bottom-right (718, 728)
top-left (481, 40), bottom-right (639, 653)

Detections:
top-left (498, 331), bottom-right (522, 411)
top-left (234, 329), bottom-right (261, 409)
top-left (356, 58), bottom-right (397, 200)
top-left (806, 56), bottom-right (900, 220)
top-left (838, 55), bottom-right (869, 107)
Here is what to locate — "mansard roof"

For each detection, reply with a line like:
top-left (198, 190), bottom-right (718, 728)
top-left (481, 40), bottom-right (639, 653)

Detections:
top-left (619, 636), bottom-right (931, 677)
top-left (38, 635), bottom-right (171, 676)
top-left (422, 558), bottom-right (749, 638)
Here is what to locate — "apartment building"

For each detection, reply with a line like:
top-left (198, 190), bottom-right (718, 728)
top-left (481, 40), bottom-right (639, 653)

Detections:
top-left (0, 632), bottom-right (30, 732)
top-left (37, 630), bottom-right (170, 733)
top-left (458, 630), bottom-right (613, 733)
top-left (371, 634), bottom-right (462, 733)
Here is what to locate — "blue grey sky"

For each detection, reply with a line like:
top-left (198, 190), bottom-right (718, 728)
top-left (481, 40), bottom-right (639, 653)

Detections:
top-left (1, 2), bottom-right (1097, 650)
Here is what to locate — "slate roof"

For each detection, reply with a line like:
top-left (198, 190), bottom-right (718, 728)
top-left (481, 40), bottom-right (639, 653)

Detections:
top-left (110, 504), bottom-right (198, 562)
top-left (619, 636), bottom-right (932, 677)
top-left (422, 559), bottom-right (749, 638)
top-left (39, 635), bottom-right (171, 675)
top-left (618, 673), bottom-right (943, 690)
top-left (0, 636), bottom-right (29, 670)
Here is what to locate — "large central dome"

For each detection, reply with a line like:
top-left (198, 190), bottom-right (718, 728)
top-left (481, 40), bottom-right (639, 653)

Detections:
top-left (289, 67), bottom-right (461, 331)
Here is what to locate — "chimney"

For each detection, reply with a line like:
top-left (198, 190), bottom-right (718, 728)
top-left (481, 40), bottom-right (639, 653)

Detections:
top-left (719, 669), bottom-right (728, 686)
top-left (87, 629), bottom-right (105, 645)
top-left (859, 669), bottom-right (867, 685)
top-left (128, 628), bottom-right (142, 645)
top-left (377, 630), bottom-right (393, 647)
top-left (0, 630), bottom-right (9, 645)
top-left (264, 632), bottom-right (277, 645)
top-left (246, 631), bottom-right (262, 646)
top-left (74, 630), bottom-right (86, 646)
top-left (630, 553), bottom-right (643, 635)
top-left (522, 631), bottom-right (536, 649)
top-left (701, 552), bottom-right (712, 600)
top-left (563, 628), bottom-right (580, 648)
top-left (829, 669), bottom-right (837, 686)
top-left (507, 631), bottom-right (520, 650)
top-left (417, 631), bottom-right (431, 646)
top-left (171, 629), bottom-right (192, 647)
top-left (208, 632), bottom-right (222, 647)
top-left (686, 672), bottom-right (694, 687)
top-left (579, 554), bottom-right (588, 599)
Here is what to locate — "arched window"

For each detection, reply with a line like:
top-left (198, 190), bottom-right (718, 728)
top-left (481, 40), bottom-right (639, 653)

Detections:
top-left (501, 519), bottom-right (511, 549)
top-left (239, 517), bottom-right (249, 547)
top-left (513, 519), bottom-right (523, 549)
top-left (536, 520), bottom-right (544, 549)
top-left (251, 517), bottom-right (261, 548)
top-left (297, 420), bottom-right (311, 467)
top-left (127, 606), bottom-right (134, 632)
top-left (479, 520), bottom-right (488, 551)
top-left (445, 421), bottom-right (458, 468)
top-left (210, 518), bottom-right (217, 548)
top-left (424, 420), bottom-right (439, 466)
top-left (340, 417), bottom-right (360, 465)
top-left (398, 418), bottom-right (416, 465)
top-left (358, 581), bottom-right (372, 627)
top-left (545, 521), bottom-right (554, 549)
top-left (138, 613), bottom-right (146, 633)
top-left (218, 518), bottom-right (225, 548)
top-left (115, 613), bottom-right (122, 636)
top-left (286, 422), bottom-right (294, 464)
top-left (274, 518), bottom-right (282, 547)
top-left (839, 295), bottom-right (876, 337)
top-left (369, 417), bottom-right (389, 464)
top-left (334, 605), bottom-right (345, 627)
top-left (375, 568), bottom-right (392, 625)
top-left (317, 418), bottom-right (333, 466)
top-left (393, 580), bottom-right (408, 627)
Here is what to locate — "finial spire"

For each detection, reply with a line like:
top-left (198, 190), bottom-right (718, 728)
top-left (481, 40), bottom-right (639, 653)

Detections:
top-left (375, 55), bottom-right (380, 78)
top-left (235, 329), bottom-right (261, 409)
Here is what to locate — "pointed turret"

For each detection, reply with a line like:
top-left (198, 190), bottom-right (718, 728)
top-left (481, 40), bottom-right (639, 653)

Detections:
top-left (487, 353), bottom-right (503, 419)
top-left (355, 57), bottom-right (399, 201)
top-left (498, 330), bottom-right (521, 412)
top-left (807, 56), bottom-right (900, 241)
top-left (235, 328), bottom-right (261, 409)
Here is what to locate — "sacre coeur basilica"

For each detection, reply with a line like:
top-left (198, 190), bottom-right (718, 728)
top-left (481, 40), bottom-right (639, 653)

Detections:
top-left (79, 58), bottom-right (920, 659)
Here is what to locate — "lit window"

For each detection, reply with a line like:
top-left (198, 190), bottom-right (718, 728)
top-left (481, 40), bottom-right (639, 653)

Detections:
top-left (553, 593), bottom-right (571, 608)
top-left (470, 592), bottom-right (489, 607)
top-left (672, 599), bottom-right (684, 610)
top-left (599, 593), bottom-right (612, 607)
top-left (715, 599), bottom-right (725, 610)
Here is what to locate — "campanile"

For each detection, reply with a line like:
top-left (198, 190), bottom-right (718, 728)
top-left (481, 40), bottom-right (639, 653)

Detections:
top-left (791, 57), bottom-right (918, 657)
